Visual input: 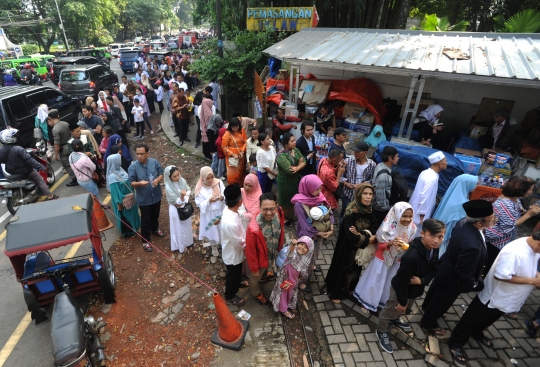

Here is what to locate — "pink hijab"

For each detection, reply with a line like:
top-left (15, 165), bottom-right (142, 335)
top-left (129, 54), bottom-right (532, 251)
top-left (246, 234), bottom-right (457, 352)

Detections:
top-left (291, 174), bottom-right (330, 207)
top-left (241, 173), bottom-right (262, 214)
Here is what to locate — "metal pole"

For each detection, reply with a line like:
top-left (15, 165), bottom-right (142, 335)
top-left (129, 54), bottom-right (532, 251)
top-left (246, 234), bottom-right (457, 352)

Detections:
top-left (53, 0), bottom-right (69, 51)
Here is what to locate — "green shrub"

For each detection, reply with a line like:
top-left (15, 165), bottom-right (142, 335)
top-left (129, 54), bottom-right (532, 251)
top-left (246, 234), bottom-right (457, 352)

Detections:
top-left (21, 44), bottom-right (39, 55)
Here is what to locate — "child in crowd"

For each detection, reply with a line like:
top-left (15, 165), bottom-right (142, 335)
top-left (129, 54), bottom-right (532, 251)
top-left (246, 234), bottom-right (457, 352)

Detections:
top-left (375, 219), bottom-right (446, 354)
top-left (270, 236), bottom-right (314, 319)
top-left (131, 98), bottom-right (145, 139)
top-left (249, 154), bottom-right (257, 175)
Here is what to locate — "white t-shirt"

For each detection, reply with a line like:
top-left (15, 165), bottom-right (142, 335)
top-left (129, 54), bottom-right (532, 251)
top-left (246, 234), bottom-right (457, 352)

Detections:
top-left (119, 82), bottom-right (129, 102)
top-left (356, 162), bottom-right (369, 183)
top-left (479, 237), bottom-right (540, 313)
top-left (132, 106), bottom-right (144, 122)
top-left (256, 146), bottom-right (276, 178)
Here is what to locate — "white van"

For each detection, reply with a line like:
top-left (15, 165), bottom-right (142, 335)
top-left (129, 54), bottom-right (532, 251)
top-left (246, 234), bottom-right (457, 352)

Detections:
top-left (109, 43), bottom-right (125, 58)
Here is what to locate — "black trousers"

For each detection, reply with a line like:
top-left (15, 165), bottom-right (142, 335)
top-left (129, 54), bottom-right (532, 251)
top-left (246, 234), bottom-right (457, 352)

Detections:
top-left (178, 118), bottom-right (189, 141)
top-left (449, 296), bottom-right (504, 349)
top-left (225, 263), bottom-right (243, 300)
top-left (195, 115), bottom-right (202, 144)
top-left (118, 130), bottom-right (129, 148)
top-left (157, 100), bottom-right (164, 114)
top-left (139, 200), bottom-right (161, 243)
top-left (123, 101), bottom-right (133, 125)
top-left (421, 276), bottom-right (462, 329)
top-left (172, 114), bottom-right (180, 136)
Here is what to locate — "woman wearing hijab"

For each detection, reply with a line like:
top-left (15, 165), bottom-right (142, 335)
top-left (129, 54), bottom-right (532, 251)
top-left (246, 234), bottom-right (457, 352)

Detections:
top-left (269, 236), bottom-right (314, 319)
top-left (416, 104), bottom-right (444, 147)
top-left (239, 173), bottom-right (263, 229)
top-left (353, 202), bottom-right (417, 315)
top-left (96, 91), bottom-right (109, 114)
top-left (35, 104), bottom-right (54, 159)
top-left (365, 125), bottom-right (387, 147)
top-left (432, 174), bottom-right (478, 258)
top-left (106, 154), bottom-right (140, 236)
top-left (109, 145), bottom-right (129, 171)
top-left (207, 113), bottom-right (223, 155)
top-left (325, 184), bottom-right (376, 303)
top-left (195, 166), bottom-right (226, 257)
top-left (104, 134), bottom-right (132, 168)
top-left (140, 73), bottom-right (156, 114)
top-left (69, 139), bottom-right (99, 199)
top-left (199, 96), bottom-right (214, 159)
top-left (222, 117), bottom-right (248, 185)
top-left (164, 166), bottom-right (193, 253)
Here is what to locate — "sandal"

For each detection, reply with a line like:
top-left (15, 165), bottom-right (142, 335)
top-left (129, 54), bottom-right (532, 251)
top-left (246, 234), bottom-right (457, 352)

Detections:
top-left (524, 319), bottom-right (539, 337)
top-left (427, 327), bottom-right (446, 336)
top-left (331, 299), bottom-right (341, 304)
top-left (313, 265), bottom-right (322, 273)
top-left (505, 313), bottom-right (518, 320)
top-left (282, 311), bottom-right (295, 319)
top-left (360, 306), bottom-right (371, 316)
top-left (259, 272), bottom-right (277, 283)
top-left (45, 194), bottom-right (59, 201)
top-left (226, 296), bottom-right (245, 307)
top-left (450, 347), bottom-right (467, 366)
top-left (154, 229), bottom-right (166, 237)
top-left (239, 280), bottom-right (249, 288)
top-left (143, 243), bottom-right (153, 252)
top-left (475, 338), bottom-right (494, 349)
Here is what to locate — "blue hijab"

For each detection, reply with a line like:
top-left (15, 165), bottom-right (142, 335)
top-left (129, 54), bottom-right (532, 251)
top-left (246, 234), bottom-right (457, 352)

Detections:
top-left (104, 134), bottom-right (132, 165)
top-left (365, 125), bottom-right (386, 147)
top-left (432, 174), bottom-right (479, 257)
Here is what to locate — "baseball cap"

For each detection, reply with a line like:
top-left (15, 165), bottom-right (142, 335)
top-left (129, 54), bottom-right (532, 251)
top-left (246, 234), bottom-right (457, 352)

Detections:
top-left (350, 142), bottom-right (369, 152)
top-left (334, 127), bottom-right (348, 137)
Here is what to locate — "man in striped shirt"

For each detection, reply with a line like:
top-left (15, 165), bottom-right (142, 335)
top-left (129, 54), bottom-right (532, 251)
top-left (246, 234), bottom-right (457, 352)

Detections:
top-left (339, 142), bottom-right (376, 221)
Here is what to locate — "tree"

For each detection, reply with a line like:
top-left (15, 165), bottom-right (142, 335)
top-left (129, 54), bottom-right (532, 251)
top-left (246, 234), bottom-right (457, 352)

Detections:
top-left (191, 27), bottom-right (285, 114)
top-left (494, 9), bottom-right (540, 33)
top-left (413, 13), bottom-right (469, 31)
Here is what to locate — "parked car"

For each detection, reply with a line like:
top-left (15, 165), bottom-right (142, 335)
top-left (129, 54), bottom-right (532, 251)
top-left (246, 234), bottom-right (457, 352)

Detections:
top-left (150, 41), bottom-right (169, 51)
top-left (0, 86), bottom-right (80, 148)
top-left (58, 64), bottom-right (118, 102)
top-left (119, 49), bottom-right (140, 73)
top-left (167, 40), bottom-right (179, 50)
top-left (52, 56), bottom-right (101, 84)
top-left (65, 49), bottom-right (109, 68)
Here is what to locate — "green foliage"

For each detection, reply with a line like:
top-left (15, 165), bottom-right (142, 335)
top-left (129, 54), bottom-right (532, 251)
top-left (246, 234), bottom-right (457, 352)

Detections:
top-left (494, 9), bottom-right (540, 33)
top-left (21, 44), bottom-right (39, 55)
top-left (413, 13), bottom-right (469, 31)
top-left (191, 27), bottom-right (284, 107)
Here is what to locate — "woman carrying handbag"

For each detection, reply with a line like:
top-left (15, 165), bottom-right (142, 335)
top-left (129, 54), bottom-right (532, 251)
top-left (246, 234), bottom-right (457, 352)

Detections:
top-left (164, 165), bottom-right (194, 253)
top-left (106, 154), bottom-right (140, 237)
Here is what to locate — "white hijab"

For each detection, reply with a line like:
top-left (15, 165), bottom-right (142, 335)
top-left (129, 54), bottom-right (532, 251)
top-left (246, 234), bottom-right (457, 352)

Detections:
top-left (164, 165), bottom-right (190, 205)
top-left (419, 104), bottom-right (443, 122)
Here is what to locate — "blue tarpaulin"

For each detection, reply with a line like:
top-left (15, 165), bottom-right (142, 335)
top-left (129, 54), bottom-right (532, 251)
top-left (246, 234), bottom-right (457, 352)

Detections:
top-left (374, 141), bottom-right (466, 197)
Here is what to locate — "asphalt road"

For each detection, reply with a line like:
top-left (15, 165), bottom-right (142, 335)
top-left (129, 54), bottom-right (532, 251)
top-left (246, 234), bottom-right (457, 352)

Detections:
top-left (0, 58), bottom-right (126, 367)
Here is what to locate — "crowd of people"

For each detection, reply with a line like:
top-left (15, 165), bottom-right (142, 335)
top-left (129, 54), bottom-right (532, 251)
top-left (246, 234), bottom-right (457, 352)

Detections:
top-left (4, 53), bottom-right (539, 364)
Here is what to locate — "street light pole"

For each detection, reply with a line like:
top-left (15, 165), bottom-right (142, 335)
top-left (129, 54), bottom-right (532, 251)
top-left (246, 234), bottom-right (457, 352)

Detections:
top-left (53, 0), bottom-right (69, 51)
top-left (216, 0), bottom-right (225, 117)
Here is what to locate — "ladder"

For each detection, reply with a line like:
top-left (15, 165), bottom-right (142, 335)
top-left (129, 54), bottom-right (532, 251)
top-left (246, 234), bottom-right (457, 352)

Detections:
top-left (397, 74), bottom-right (425, 141)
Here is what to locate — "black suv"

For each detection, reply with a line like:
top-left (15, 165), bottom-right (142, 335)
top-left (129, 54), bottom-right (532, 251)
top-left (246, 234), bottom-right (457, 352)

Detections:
top-left (0, 86), bottom-right (80, 148)
top-left (66, 49), bottom-right (109, 68)
top-left (52, 56), bottom-right (101, 84)
top-left (59, 64), bottom-right (118, 101)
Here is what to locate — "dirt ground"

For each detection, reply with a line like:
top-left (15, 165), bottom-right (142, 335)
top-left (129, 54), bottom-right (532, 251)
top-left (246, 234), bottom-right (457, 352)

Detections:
top-left (88, 115), bottom-right (225, 367)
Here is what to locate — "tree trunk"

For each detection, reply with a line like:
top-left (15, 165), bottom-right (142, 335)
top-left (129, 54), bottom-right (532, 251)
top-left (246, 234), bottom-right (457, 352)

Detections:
top-left (396, 0), bottom-right (411, 29)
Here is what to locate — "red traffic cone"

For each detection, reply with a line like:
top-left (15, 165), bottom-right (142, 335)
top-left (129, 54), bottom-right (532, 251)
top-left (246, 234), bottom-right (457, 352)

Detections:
top-left (211, 292), bottom-right (249, 351)
top-left (92, 196), bottom-right (113, 231)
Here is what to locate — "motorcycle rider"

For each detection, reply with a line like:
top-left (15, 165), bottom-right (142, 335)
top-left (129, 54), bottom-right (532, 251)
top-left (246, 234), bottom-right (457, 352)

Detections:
top-left (3, 69), bottom-right (18, 86)
top-left (20, 63), bottom-right (38, 85)
top-left (0, 129), bottom-right (57, 200)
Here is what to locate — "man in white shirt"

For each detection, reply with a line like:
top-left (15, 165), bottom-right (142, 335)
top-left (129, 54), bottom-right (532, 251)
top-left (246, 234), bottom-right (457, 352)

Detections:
top-left (408, 151), bottom-right (447, 234)
top-left (175, 74), bottom-right (188, 92)
top-left (119, 76), bottom-right (131, 125)
top-left (220, 184), bottom-right (246, 307)
top-left (448, 232), bottom-right (540, 366)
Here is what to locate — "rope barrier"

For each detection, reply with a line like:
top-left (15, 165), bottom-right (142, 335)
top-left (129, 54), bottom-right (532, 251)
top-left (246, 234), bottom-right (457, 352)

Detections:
top-left (98, 196), bottom-right (218, 293)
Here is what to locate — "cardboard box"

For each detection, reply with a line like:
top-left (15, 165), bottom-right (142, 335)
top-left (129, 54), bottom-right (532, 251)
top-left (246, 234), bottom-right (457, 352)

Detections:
top-left (455, 154), bottom-right (482, 175)
top-left (454, 148), bottom-right (482, 157)
top-left (399, 98), bottom-right (435, 118)
top-left (478, 164), bottom-right (512, 178)
top-left (342, 103), bottom-right (366, 119)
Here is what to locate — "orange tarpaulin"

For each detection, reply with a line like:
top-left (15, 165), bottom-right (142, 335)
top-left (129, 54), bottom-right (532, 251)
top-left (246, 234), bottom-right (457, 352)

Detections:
top-left (265, 74), bottom-right (386, 125)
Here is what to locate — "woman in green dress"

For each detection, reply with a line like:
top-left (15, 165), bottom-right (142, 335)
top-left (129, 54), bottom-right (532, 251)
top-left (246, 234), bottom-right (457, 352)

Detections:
top-left (106, 153), bottom-right (141, 236)
top-left (276, 132), bottom-right (306, 225)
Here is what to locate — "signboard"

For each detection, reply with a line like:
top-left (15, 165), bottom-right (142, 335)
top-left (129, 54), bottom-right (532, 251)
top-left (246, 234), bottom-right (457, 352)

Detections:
top-left (247, 6), bottom-right (319, 31)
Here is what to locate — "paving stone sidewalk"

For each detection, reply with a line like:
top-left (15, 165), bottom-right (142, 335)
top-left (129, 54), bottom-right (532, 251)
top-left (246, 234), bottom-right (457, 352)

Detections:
top-left (308, 224), bottom-right (540, 367)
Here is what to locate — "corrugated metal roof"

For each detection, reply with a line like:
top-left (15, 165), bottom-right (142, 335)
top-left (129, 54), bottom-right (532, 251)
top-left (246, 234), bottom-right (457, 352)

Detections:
top-left (263, 28), bottom-right (540, 87)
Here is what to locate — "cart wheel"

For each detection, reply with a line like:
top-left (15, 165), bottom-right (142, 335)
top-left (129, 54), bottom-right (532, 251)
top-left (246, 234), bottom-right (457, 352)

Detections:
top-left (98, 251), bottom-right (116, 304)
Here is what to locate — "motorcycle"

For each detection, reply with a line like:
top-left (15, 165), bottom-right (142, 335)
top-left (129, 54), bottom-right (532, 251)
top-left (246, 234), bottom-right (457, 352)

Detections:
top-left (0, 148), bottom-right (56, 215)
top-left (21, 265), bottom-right (108, 367)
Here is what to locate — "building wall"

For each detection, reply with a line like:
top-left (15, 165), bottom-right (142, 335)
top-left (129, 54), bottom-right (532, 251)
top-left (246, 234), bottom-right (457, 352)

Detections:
top-left (299, 65), bottom-right (540, 130)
